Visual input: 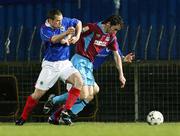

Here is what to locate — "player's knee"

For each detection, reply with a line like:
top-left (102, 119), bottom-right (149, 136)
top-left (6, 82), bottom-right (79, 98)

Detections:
top-left (80, 90), bottom-right (88, 99)
top-left (80, 86), bottom-right (90, 99)
top-left (93, 84), bottom-right (100, 95)
top-left (74, 75), bottom-right (83, 90)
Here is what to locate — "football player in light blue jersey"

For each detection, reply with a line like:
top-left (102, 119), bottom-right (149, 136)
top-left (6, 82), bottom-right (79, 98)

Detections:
top-left (44, 47), bottom-right (135, 125)
top-left (16, 9), bottom-right (84, 125)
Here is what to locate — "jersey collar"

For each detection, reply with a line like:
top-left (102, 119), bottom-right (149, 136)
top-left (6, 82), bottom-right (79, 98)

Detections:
top-left (97, 22), bottom-right (107, 34)
top-left (45, 20), bottom-right (54, 28)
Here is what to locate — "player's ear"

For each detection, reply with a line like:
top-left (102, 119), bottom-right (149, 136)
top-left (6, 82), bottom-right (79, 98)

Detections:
top-left (106, 22), bottom-right (111, 27)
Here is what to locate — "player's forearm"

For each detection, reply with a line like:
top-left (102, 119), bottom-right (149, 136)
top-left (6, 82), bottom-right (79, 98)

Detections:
top-left (114, 54), bottom-right (124, 77)
top-left (75, 21), bottom-right (82, 39)
top-left (51, 31), bottom-right (68, 43)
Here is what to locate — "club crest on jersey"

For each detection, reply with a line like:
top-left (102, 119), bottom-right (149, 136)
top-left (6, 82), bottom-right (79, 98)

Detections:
top-left (105, 37), bottom-right (110, 41)
top-left (60, 26), bottom-right (65, 31)
top-left (105, 48), bottom-right (110, 52)
top-left (94, 40), bottom-right (107, 47)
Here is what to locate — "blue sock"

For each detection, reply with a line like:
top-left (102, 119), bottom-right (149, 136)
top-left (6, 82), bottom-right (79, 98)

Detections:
top-left (71, 99), bottom-right (89, 115)
top-left (52, 92), bottom-right (68, 105)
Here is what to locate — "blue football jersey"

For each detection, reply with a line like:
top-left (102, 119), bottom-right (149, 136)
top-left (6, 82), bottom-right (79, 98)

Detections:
top-left (40, 17), bottom-right (80, 61)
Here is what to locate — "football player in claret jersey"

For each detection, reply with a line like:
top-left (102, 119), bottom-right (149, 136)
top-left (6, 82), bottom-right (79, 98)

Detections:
top-left (57, 15), bottom-right (126, 125)
top-left (15, 9), bottom-right (83, 125)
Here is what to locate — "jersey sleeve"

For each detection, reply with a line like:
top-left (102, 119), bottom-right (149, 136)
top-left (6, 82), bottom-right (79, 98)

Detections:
top-left (40, 26), bottom-right (53, 42)
top-left (82, 23), bottom-right (96, 35)
top-left (63, 17), bottom-right (80, 27)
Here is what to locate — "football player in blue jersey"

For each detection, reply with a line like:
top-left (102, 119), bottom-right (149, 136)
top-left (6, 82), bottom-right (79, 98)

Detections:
top-left (44, 48), bottom-right (135, 125)
top-left (15, 9), bottom-right (84, 125)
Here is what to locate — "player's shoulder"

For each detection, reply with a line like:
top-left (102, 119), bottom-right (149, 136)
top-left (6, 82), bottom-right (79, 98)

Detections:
top-left (84, 22), bottom-right (97, 27)
top-left (62, 17), bottom-right (70, 20)
top-left (62, 17), bottom-right (79, 22)
top-left (40, 24), bottom-right (52, 32)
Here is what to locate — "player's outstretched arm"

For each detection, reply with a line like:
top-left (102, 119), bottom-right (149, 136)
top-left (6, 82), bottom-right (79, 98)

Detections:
top-left (113, 50), bottom-right (126, 88)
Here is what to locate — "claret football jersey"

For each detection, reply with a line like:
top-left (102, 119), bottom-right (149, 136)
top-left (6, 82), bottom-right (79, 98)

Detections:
top-left (75, 22), bottom-right (119, 62)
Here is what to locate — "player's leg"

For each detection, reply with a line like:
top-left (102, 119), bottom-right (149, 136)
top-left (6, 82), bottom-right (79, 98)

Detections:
top-left (63, 72), bottom-right (83, 110)
top-left (48, 85), bottom-right (91, 125)
top-left (48, 104), bottom-right (65, 125)
top-left (15, 88), bottom-right (46, 125)
top-left (52, 83), bottom-right (72, 105)
top-left (44, 82), bottom-right (75, 114)
top-left (60, 72), bottom-right (83, 125)
top-left (70, 82), bottom-right (99, 115)
top-left (52, 93), bottom-right (68, 104)
top-left (15, 61), bottom-right (60, 125)
top-left (47, 83), bottom-right (99, 125)
top-left (85, 82), bottom-right (99, 102)
top-left (58, 83), bottom-right (98, 125)
top-left (43, 92), bottom-right (68, 114)
top-left (70, 85), bottom-right (92, 114)
top-left (58, 60), bottom-right (83, 125)
top-left (59, 55), bottom-right (95, 125)
top-left (60, 60), bottom-right (95, 125)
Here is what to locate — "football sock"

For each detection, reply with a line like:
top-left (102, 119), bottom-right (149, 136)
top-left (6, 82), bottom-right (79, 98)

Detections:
top-left (21, 96), bottom-right (38, 120)
top-left (52, 92), bottom-right (68, 105)
top-left (64, 87), bottom-right (80, 110)
top-left (71, 99), bottom-right (89, 114)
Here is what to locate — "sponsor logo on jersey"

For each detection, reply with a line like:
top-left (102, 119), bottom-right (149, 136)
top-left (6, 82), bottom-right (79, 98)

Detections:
top-left (94, 40), bottom-right (107, 47)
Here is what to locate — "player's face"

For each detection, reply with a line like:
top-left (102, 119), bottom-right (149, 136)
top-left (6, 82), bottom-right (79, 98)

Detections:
top-left (108, 24), bottom-right (121, 34)
top-left (51, 14), bottom-right (63, 28)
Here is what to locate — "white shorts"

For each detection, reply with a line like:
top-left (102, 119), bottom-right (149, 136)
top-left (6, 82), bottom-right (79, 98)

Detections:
top-left (35, 60), bottom-right (78, 91)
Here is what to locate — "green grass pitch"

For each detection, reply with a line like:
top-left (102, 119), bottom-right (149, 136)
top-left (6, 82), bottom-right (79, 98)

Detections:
top-left (0, 122), bottom-right (180, 136)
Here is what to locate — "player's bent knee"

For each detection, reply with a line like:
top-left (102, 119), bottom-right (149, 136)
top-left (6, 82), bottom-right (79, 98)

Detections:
top-left (93, 84), bottom-right (100, 95)
top-left (73, 73), bottom-right (83, 90)
top-left (80, 87), bottom-right (89, 99)
top-left (80, 91), bottom-right (89, 99)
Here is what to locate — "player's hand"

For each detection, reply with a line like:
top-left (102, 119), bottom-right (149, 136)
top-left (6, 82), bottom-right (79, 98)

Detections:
top-left (119, 75), bottom-right (126, 88)
top-left (68, 35), bottom-right (80, 44)
top-left (124, 53), bottom-right (135, 63)
top-left (66, 27), bottom-right (75, 35)
top-left (61, 39), bottom-right (70, 45)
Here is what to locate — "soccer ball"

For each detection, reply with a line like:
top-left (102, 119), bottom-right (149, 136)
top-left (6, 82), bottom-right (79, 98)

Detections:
top-left (146, 111), bottom-right (164, 125)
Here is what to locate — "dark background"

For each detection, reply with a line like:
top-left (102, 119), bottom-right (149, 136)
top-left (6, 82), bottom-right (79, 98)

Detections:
top-left (0, 0), bottom-right (179, 122)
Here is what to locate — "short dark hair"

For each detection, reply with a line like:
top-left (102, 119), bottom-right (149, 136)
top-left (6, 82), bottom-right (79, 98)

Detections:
top-left (47, 9), bottom-right (62, 20)
top-left (102, 15), bottom-right (124, 28)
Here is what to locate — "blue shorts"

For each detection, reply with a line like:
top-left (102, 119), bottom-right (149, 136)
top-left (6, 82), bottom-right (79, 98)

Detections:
top-left (71, 54), bottom-right (95, 86)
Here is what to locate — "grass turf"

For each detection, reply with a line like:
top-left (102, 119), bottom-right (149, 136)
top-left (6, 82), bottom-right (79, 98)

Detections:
top-left (0, 122), bottom-right (180, 136)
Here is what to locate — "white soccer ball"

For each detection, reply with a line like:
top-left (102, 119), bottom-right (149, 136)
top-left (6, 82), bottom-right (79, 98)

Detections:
top-left (147, 111), bottom-right (164, 125)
